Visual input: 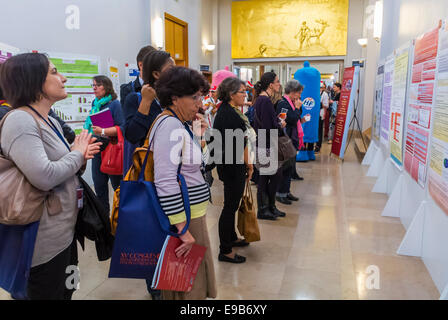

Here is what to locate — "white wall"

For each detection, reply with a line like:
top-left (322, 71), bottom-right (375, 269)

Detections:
top-left (375, 0), bottom-right (448, 296)
top-left (149, 0), bottom-right (218, 72)
top-left (0, 0), bottom-right (151, 82)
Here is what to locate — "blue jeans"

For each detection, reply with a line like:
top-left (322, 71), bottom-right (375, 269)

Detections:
top-left (91, 155), bottom-right (122, 213)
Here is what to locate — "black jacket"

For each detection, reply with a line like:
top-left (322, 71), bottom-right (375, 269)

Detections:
top-left (276, 97), bottom-right (301, 147)
top-left (120, 78), bottom-right (142, 105)
top-left (213, 102), bottom-right (247, 179)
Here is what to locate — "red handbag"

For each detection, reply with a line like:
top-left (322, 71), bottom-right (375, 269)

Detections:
top-left (100, 126), bottom-right (123, 175)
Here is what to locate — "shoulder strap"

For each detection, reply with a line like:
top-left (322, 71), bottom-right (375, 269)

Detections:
top-left (0, 108), bottom-right (44, 156)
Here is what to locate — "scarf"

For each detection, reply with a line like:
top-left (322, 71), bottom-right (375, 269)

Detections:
top-left (284, 95), bottom-right (304, 150)
top-left (230, 103), bottom-right (257, 149)
top-left (0, 101), bottom-right (10, 107)
top-left (83, 94), bottom-right (112, 133)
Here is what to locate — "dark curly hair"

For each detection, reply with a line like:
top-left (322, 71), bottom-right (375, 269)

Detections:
top-left (217, 77), bottom-right (246, 103)
top-left (155, 66), bottom-right (210, 107)
top-left (254, 71), bottom-right (277, 97)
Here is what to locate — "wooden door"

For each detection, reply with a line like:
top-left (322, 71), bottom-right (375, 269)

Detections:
top-left (164, 13), bottom-right (188, 67)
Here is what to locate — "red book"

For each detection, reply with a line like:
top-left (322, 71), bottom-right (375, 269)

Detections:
top-left (151, 236), bottom-right (206, 292)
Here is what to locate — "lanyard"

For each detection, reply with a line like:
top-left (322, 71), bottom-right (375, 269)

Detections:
top-left (166, 107), bottom-right (205, 169)
top-left (27, 105), bottom-right (71, 152)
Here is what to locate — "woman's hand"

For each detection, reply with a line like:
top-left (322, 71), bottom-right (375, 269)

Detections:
top-left (193, 113), bottom-right (208, 137)
top-left (72, 130), bottom-right (93, 158)
top-left (91, 126), bottom-right (102, 135)
top-left (295, 99), bottom-right (303, 109)
top-left (280, 119), bottom-right (286, 128)
top-left (174, 220), bottom-right (196, 258)
top-left (141, 84), bottom-right (156, 102)
top-left (85, 136), bottom-right (102, 160)
top-left (246, 164), bottom-right (254, 181)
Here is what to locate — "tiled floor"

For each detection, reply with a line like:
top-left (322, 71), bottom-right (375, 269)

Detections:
top-left (0, 143), bottom-right (440, 300)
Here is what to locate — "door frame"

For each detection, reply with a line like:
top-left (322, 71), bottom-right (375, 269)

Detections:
top-left (164, 13), bottom-right (189, 67)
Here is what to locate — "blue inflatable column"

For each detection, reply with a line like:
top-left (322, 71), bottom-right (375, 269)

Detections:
top-left (294, 61), bottom-right (321, 161)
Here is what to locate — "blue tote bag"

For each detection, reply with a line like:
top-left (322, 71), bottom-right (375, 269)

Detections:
top-left (0, 222), bottom-right (39, 299)
top-left (109, 116), bottom-right (191, 280)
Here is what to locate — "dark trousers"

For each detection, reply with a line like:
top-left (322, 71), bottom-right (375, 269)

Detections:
top-left (27, 239), bottom-right (78, 300)
top-left (257, 169), bottom-right (282, 208)
top-left (219, 167), bottom-right (246, 255)
top-left (324, 109), bottom-right (331, 139)
top-left (306, 143), bottom-right (315, 151)
top-left (317, 117), bottom-right (324, 148)
top-left (278, 163), bottom-right (293, 195)
top-left (92, 155), bottom-right (122, 213)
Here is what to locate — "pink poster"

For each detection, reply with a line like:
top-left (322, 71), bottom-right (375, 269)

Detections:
top-left (404, 28), bottom-right (439, 187)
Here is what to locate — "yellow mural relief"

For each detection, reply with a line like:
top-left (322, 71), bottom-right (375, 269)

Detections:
top-left (231, 0), bottom-right (349, 58)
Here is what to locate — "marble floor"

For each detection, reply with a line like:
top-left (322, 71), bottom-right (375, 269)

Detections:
top-left (0, 143), bottom-right (440, 300)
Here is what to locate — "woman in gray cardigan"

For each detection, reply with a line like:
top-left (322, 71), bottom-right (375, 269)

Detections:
top-left (0, 53), bottom-right (101, 300)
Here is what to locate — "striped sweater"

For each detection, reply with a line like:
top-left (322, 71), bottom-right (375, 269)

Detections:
top-left (150, 115), bottom-right (210, 224)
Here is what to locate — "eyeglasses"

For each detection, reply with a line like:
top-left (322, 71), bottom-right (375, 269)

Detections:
top-left (237, 90), bottom-right (246, 94)
top-left (190, 95), bottom-right (203, 102)
top-left (91, 84), bottom-right (103, 88)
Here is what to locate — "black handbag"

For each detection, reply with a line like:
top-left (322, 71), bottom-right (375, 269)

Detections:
top-left (75, 176), bottom-right (114, 261)
top-left (92, 135), bottom-right (110, 152)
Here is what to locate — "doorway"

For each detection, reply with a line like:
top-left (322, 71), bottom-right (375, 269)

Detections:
top-left (165, 13), bottom-right (189, 67)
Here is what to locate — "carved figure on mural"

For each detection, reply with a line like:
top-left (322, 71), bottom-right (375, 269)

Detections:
top-left (295, 20), bottom-right (329, 50)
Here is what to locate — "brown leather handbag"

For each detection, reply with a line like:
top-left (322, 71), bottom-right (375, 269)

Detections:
top-left (237, 180), bottom-right (260, 242)
top-left (0, 108), bottom-right (61, 225)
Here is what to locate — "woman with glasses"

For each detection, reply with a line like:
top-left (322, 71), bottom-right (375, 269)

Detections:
top-left (84, 75), bottom-right (124, 213)
top-left (213, 77), bottom-right (255, 264)
top-left (151, 66), bottom-right (216, 300)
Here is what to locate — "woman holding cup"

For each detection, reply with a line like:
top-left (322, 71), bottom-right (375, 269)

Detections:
top-left (275, 80), bottom-right (309, 204)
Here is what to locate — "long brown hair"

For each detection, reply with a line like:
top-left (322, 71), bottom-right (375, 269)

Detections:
top-left (93, 75), bottom-right (117, 100)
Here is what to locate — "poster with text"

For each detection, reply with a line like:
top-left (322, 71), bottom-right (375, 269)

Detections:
top-left (389, 46), bottom-right (411, 170)
top-left (380, 55), bottom-right (394, 147)
top-left (45, 52), bottom-right (100, 131)
top-left (108, 58), bottom-right (120, 100)
top-left (331, 66), bottom-right (359, 159)
top-left (404, 28), bottom-right (439, 187)
top-left (373, 62), bottom-right (385, 142)
top-left (0, 42), bottom-right (20, 64)
top-left (429, 22), bottom-right (448, 215)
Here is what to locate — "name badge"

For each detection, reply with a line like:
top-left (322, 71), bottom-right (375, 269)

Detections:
top-left (76, 187), bottom-right (84, 209)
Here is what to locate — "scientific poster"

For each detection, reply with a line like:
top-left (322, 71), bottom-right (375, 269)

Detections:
top-left (404, 28), bottom-right (439, 187)
top-left (373, 62), bottom-right (385, 142)
top-left (0, 42), bottom-right (20, 63)
top-left (429, 22), bottom-right (448, 215)
top-left (46, 52), bottom-right (100, 126)
top-left (380, 55), bottom-right (394, 147)
top-left (107, 58), bottom-right (120, 100)
top-left (389, 46), bottom-right (411, 170)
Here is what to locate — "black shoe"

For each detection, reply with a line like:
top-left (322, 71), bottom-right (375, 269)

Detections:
top-left (276, 196), bottom-right (292, 205)
top-left (218, 253), bottom-right (246, 264)
top-left (291, 173), bottom-right (304, 181)
top-left (314, 147), bottom-right (321, 153)
top-left (257, 209), bottom-right (277, 220)
top-left (286, 193), bottom-right (299, 201)
top-left (232, 239), bottom-right (250, 247)
top-left (270, 206), bottom-right (286, 217)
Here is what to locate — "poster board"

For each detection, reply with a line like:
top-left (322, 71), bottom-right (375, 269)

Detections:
top-left (0, 42), bottom-right (20, 63)
top-left (107, 58), bottom-right (120, 100)
top-left (429, 21), bottom-right (448, 215)
top-left (380, 54), bottom-right (394, 147)
top-left (404, 28), bottom-right (440, 187)
top-left (45, 52), bottom-right (100, 134)
top-left (373, 62), bottom-right (385, 142)
top-left (389, 45), bottom-right (411, 170)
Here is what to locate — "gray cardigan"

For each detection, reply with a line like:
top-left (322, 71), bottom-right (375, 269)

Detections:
top-left (0, 110), bottom-right (84, 267)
